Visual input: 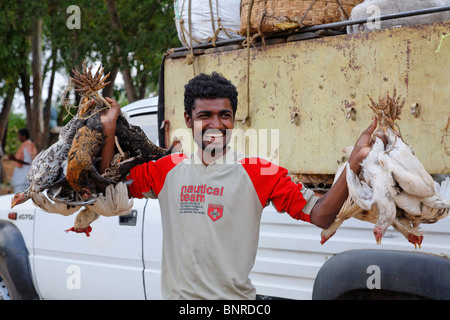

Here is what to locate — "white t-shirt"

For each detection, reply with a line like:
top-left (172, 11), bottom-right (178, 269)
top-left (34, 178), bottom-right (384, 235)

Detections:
top-left (128, 149), bottom-right (318, 299)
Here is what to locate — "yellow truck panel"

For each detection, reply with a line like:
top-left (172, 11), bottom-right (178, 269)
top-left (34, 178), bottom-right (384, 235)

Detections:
top-left (164, 21), bottom-right (450, 177)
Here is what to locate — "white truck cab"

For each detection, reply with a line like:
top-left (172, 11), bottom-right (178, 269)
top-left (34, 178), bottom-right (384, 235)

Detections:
top-left (0, 94), bottom-right (449, 300)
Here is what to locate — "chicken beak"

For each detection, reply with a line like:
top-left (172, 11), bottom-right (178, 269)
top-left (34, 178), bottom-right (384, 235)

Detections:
top-left (11, 197), bottom-right (20, 209)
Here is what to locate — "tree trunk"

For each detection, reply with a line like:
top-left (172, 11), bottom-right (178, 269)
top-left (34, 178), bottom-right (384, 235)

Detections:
top-left (43, 46), bottom-right (57, 147)
top-left (30, 16), bottom-right (44, 151)
top-left (0, 81), bottom-right (17, 153)
top-left (105, 0), bottom-right (138, 103)
top-left (138, 72), bottom-right (148, 100)
top-left (121, 67), bottom-right (137, 102)
top-left (102, 67), bottom-right (118, 98)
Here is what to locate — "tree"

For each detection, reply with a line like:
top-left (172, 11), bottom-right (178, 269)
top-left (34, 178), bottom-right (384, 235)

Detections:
top-left (104, 0), bottom-right (178, 102)
top-left (0, 0), bottom-right (29, 149)
top-left (0, 0), bottom-right (179, 152)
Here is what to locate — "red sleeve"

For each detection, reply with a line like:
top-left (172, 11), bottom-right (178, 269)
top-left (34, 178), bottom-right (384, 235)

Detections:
top-left (240, 157), bottom-right (311, 223)
top-left (127, 153), bottom-right (187, 198)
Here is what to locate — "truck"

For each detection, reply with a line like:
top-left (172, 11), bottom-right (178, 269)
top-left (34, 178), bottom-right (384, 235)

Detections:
top-left (0, 11), bottom-right (449, 300)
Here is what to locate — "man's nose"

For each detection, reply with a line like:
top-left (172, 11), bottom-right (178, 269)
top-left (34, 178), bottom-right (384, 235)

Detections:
top-left (208, 115), bottom-right (222, 129)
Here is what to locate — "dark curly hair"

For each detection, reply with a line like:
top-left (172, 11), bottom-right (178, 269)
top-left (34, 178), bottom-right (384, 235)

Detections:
top-left (18, 128), bottom-right (30, 139)
top-left (184, 72), bottom-right (238, 117)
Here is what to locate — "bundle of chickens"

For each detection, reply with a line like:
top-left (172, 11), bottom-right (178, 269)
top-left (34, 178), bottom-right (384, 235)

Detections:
top-left (321, 89), bottom-right (450, 248)
top-left (11, 62), bottom-right (180, 236)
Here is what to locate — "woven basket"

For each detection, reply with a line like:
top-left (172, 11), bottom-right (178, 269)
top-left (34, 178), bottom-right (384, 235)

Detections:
top-left (240, 0), bottom-right (364, 36)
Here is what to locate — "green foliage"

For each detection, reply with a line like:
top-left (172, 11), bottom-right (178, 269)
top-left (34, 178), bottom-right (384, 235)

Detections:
top-left (0, 0), bottom-right (179, 152)
top-left (4, 112), bottom-right (26, 155)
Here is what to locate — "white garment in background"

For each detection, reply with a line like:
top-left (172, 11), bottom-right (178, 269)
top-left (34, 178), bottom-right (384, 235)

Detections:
top-left (12, 148), bottom-right (32, 192)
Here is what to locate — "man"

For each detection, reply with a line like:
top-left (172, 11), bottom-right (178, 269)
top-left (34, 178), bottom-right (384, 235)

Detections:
top-left (100, 72), bottom-right (377, 299)
top-left (11, 128), bottom-right (37, 192)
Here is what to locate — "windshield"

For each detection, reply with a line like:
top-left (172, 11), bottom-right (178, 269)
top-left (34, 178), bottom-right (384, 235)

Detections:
top-left (128, 112), bottom-right (159, 143)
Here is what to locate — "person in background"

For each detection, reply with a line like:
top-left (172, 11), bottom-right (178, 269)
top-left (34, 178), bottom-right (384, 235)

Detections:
top-left (11, 128), bottom-right (37, 192)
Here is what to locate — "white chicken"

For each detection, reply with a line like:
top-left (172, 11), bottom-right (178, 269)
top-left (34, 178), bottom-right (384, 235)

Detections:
top-left (87, 182), bottom-right (134, 217)
top-left (321, 89), bottom-right (450, 247)
top-left (65, 208), bottom-right (99, 237)
top-left (10, 117), bottom-right (85, 210)
top-left (63, 182), bottom-right (133, 236)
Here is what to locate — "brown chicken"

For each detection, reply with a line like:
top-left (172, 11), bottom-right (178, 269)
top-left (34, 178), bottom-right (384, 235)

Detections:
top-left (65, 62), bottom-right (114, 199)
top-left (66, 125), bottom-right (104, 199)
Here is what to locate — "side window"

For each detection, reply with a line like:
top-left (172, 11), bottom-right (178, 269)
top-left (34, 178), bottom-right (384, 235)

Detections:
top-left (128, 113), bottom-right (159, 144)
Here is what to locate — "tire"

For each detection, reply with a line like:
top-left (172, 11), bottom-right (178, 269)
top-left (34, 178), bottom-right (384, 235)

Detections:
top-left (313, 249), bottom-right (450, 300)
top-left (0, 262), bottom-right (19, 300)
top-left (0, 275), bottom-right (10, 300)
top-left (0, 221), bottom-right (39, 300)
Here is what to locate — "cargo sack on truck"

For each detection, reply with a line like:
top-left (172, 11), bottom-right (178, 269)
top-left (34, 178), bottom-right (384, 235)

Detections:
top-left (239, 0), bottom-right (363, 36)
top-left (174, 0), bottom-right (241, 47)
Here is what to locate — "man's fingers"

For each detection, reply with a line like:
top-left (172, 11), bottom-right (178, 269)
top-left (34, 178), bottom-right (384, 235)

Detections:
top-left (105, 97), bottom-right (118, 108)
top-left (364, 117), bottom-right (378, 135)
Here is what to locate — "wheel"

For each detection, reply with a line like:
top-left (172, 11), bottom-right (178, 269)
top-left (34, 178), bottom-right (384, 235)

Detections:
top-left (0, 264), bottom-right (22, 300)
top-left (0, 275), bottom-right (11, 300)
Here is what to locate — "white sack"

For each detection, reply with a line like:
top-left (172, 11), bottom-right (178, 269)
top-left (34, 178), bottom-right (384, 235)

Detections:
top-left (174, 0), bottom-right (241, 47)
top-left (347, 0), bottom-right (450, 34)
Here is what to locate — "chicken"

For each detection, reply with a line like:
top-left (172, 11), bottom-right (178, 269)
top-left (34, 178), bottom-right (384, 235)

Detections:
top-left (64, 62), bottom-right (115, 199)
top-left (321, 89), bottom-right (450, 247)
top-left (345, 136), bottom-right (397, 244)
top-left (115, 113), bottom-right (169, 160)
top-left (64, 182), bottom-right (133, 236)
top-left (65, 208), bottom-right (99, 237)
top-left (66, 125), bottom-right (105, 199)
top-left (392, 210), bottom-right (424, 248)
top-left (67, 61), bottom-right (177, 196)
top-left (11, 117), bottom-right (79, 209)
top-left (11, 60), bottom-right (181, 236)
top-left (88, 182), bottom-right (134, 217)
top-left (30, 192), bottom-right (84, 216)
top-left (379, 129), bottom-right (435, 198)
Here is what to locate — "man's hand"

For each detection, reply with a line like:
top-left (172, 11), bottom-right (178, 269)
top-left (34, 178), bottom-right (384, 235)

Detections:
top-left (101, 97), bottom-right (120, 133)
top-left (347, 118), bottom-right (379, 174)
top-left (98, 97), bottom-right (120, 173)
top-left (310, 118), bottom-right (380, 229)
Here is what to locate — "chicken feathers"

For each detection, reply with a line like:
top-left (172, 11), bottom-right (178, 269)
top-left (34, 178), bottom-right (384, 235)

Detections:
top-left (321, 90), bottom-right (450, 248)
top-left (66, 126), bottom-right (104, 199)
top-left (11, 60), bottom-right (180, 236)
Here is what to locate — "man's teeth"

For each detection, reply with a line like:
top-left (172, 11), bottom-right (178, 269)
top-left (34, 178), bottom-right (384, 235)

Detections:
top-left (204, 133), bottom-right (223, 141)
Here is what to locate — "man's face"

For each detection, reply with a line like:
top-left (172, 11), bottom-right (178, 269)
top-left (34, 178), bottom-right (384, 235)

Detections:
top-left (184, 98), bottom-right (234, 153)
top-left (17, 133), bottom-right (26, 143)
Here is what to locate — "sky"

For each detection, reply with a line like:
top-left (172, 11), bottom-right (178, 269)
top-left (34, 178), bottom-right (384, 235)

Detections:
top-left (12, 60), bottom-right (124, 115)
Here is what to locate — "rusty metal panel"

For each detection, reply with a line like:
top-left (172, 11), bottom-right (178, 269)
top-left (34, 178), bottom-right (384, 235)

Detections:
top-left (164, 21), bottom-right (450, 175)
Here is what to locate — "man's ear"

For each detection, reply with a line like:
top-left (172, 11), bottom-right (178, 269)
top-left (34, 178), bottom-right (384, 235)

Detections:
top-left (184, 111), bottom-right (192, 128)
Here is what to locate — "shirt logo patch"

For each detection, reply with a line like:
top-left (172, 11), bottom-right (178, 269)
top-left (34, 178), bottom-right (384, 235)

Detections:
top-left (207, 204), bottom-right (223, 222)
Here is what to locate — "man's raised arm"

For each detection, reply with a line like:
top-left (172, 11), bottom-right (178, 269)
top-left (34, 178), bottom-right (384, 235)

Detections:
top-left (98, 97), bottom-right (120, 174)
top-left (310, 118), bottom-right (378, 229)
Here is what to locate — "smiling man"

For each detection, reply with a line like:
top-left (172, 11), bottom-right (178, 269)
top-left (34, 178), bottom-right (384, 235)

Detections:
top-left (187, 97), bottom-right (234, 165)
top-left (100, 72), bottom-right (377, 300)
